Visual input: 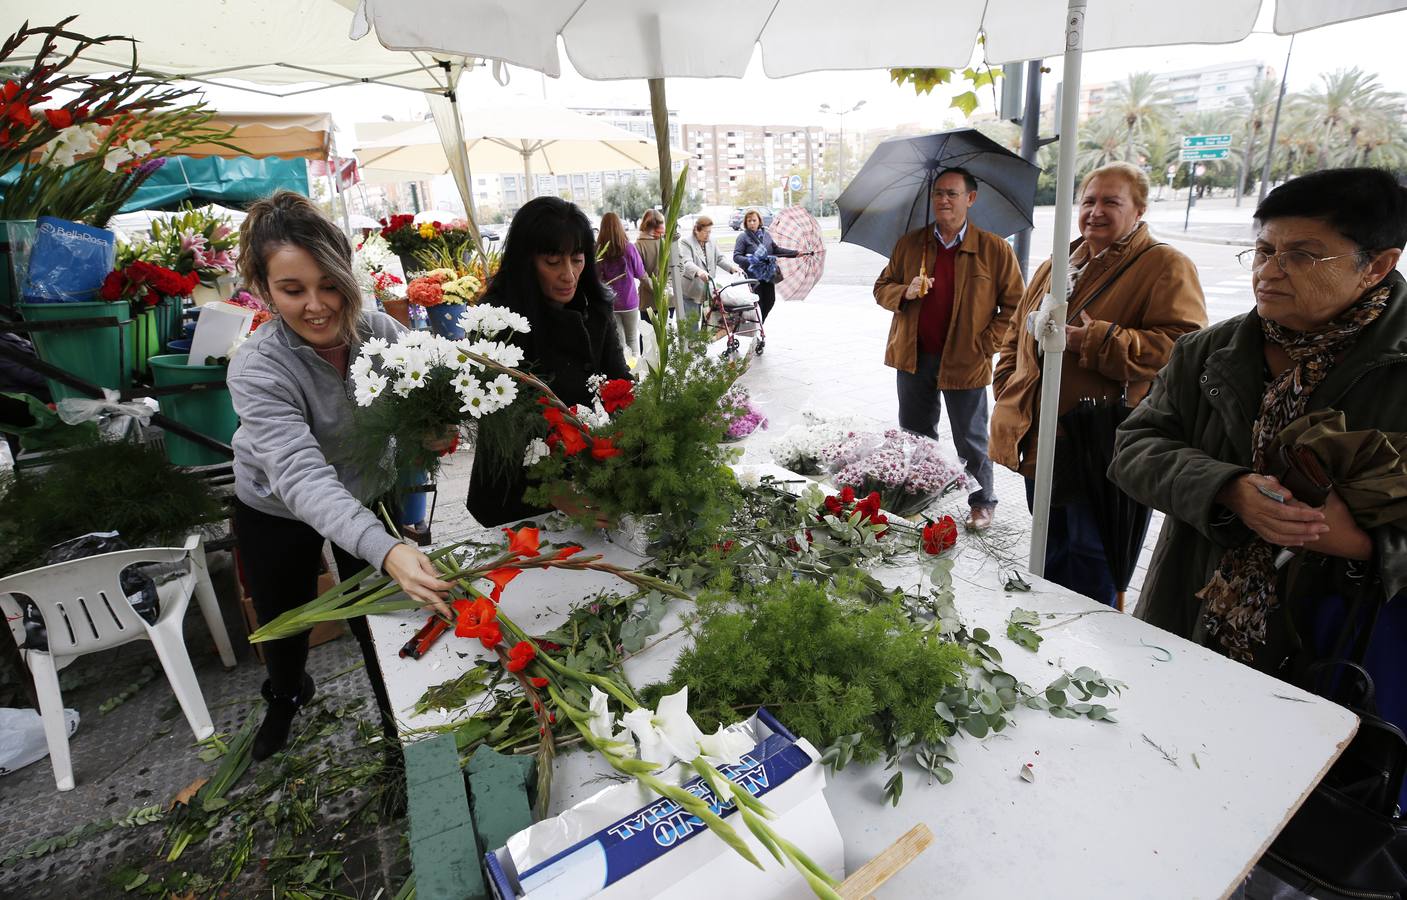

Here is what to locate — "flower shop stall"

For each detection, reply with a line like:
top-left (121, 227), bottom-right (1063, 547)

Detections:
top-left (358, 466), bottom-right (1356, 899)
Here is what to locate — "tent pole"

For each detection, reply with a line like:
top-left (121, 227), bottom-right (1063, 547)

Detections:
top-left (1028, 0), bottom-right (1086, 579)
top-left (445, 64), bottom-right (486, 258)
top-left (523, 149), bottom-right (534, 201)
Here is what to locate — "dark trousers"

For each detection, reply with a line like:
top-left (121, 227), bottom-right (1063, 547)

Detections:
top-left (896, 351), bottom-right (998, 508)
top-left (756, 280), bottom-right (777, 322)
top-left (1023, 479), bottom-right (1117, 607)
top-left (232, 499), bottom-right (395, 724)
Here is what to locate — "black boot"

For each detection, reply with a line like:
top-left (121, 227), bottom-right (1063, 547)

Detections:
top-left (252, 673), bottom-right (316, 761)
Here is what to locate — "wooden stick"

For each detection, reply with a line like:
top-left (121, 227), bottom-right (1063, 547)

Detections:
top-left (837, 823), bottom-right (934, 900)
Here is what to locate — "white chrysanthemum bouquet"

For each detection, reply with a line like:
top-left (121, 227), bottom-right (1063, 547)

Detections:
top-left (346, 305), bottom-right (537, 490)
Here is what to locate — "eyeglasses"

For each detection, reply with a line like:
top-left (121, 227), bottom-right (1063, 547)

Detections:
top-left (1236, 247), bottom-right (1365, 275)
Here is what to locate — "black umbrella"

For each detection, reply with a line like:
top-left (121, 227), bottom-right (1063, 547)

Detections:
top-left (838, 128), bottom-right (1040, 256)
top-left (1059, 397), bottom-right (1153, 611)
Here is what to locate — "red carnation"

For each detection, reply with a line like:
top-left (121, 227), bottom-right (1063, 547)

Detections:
top-left (599, 379), bottom-right (635, 414)
top-left (922, 516), bottom-right (959, 555)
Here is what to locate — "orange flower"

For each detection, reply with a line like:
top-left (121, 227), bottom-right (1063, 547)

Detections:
top-left (503, 526), bottom-right (541, 558)
top-left (485, 567), bottom-right (521, 603)
top-left (505, 640), bottom-right (536, 672)
top-left (553, 545), bottom-right (583, 561)
top-left (453, 597), bottom-right (499, 648)
top-left (43, 108), bottom-right (72, 129)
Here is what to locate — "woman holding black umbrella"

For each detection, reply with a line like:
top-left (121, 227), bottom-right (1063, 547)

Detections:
top-left (990, 162), bottom-right (1207, 608)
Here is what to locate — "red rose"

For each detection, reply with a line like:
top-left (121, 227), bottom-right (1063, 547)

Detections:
top-left (599, 379), bottom-right (635, 414)
top-left (922, 516), bottom-right (959, 555)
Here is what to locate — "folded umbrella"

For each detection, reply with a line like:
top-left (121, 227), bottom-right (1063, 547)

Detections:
top-left (1273, 410), bottom-right (1407, 529)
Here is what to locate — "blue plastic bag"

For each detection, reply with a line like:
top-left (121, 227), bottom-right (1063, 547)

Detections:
top-left (22, 216), bottom-right (116, 303)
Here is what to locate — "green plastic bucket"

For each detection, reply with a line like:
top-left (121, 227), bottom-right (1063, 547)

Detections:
top-left (131, 307), bottom-right (162, 376)
top-left (0, 219), bottom-right (36, 317)
top-left (19, 300), bottom-right (132, 401)
top-left (149, 353), bottom-right (237, 466)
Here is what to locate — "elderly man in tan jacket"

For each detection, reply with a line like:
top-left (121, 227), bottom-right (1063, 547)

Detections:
top-left (991, 161), bottom-right (1207, 607)
top-left (875, 167), bottom-right (1024, 530)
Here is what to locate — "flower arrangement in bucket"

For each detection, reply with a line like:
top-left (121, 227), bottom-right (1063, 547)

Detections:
top-left (831, 428), bottom-right (970, 517)
top-left (143, 204), bottom-right (239, 287)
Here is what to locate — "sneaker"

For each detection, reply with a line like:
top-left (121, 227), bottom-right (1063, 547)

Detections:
top-left (252, 673), bottom-right (316, 761)
top-left (966, 506), bottom-right (995, 532)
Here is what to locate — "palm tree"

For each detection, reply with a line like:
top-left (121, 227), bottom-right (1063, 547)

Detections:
top-left (1106, 72), bottom-right (1174, 162)
top-left (1294, 67), bottom-right (1392, 169)
top-left (1076, 115), bottom-right (1130, 175)
top-left (1231, 74), bottom-right (1279, 204)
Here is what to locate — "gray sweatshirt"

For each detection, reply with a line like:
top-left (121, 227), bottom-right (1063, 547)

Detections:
top-left (227, 312), bottom-right (404, 571)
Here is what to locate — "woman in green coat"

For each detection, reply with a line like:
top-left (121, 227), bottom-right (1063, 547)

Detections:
top-left (1110, 169), bottom-right (1407, 809)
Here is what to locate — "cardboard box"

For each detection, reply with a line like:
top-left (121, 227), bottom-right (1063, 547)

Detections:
top-left (238, 569), bottom-right (345, 662)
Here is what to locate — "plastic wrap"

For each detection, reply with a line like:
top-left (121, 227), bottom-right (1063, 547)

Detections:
top-left (767, 411), bottom-right (872, 477)
top-left (56, 388), bottom-right (158, 442)
top-left (22, 217), bottom-right (116, 303)
top-left (18, 532), bottom-right (161, 651)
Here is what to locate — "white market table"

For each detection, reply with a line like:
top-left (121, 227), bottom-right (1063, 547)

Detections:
top-left (367, 467), bottom-right (1356, 900)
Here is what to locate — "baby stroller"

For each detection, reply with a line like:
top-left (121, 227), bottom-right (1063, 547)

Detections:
top-left (702, 275), bottom-right (765, 358)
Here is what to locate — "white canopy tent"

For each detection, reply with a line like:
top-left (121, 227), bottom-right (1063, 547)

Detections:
top-left (350, 0), bottom-right (1407, 577)
top-left (354, 96), bottom-right (668, 190)
top-left (1, 0), bottom-right (492, 248)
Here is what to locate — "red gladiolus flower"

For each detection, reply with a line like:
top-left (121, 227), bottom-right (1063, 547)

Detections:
top-left (485, 566), bottom-right (521, 603)
top-left (43, 108), bottom-right (72, 129)
top-left (539, 640), bottom-right (563, 651)
top-left (599, 379), bottom-right (635, 414)
top-left (547, 423), bottom-right (589, 456)
top-left (553, 545), bottom-right (583, 560)
top-left (530, 676), bottom-right (549, 688)
top-left (478, 623), bottom-right (503, 649)
top-left (590, 436), bottom-right (621, 460)
top-left (453, 596), bottom-right (498, 642)
top-left (506, 640), bottom-right (536, 673)
top-left (503, 526), bottom-right (541, 558)
top-left (922, 516), bottom-right (959, 555)
top-left (438, 433), bottom-right (461, 457)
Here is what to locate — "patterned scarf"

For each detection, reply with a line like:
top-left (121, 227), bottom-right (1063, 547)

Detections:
top-left (1198, 282), bottom-right (1392, 662)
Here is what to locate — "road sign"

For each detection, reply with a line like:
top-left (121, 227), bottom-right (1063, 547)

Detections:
top-left (1181, 133), bottom-right (1232, 149)
top-left (789, 174), bottom-right (804, 191)
top-left (1180, 147), bottom-right (1230, 162)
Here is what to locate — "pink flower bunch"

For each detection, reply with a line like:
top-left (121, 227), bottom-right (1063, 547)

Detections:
top-left (721, 387), bottom-right (768, 440)
top-left (833, 429), bottom-right (969, 516)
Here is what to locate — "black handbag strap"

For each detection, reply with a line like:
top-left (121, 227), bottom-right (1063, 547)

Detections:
top-left (1065, 241), bottom-right (1167, 324)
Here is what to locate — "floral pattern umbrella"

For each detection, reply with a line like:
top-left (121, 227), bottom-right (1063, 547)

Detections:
top-left (768, 206), bottom-right (825, 302)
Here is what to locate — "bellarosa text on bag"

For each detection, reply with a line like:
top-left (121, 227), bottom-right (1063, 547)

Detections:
top-left (22, 217), bottom-right (116, 303)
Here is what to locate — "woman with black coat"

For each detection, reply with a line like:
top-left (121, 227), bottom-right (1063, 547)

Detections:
top-left (466, 197), bottom-right (630, 526)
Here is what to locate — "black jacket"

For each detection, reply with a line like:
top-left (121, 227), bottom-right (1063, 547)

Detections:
top-left (466, 289), bottom-right (630, 526)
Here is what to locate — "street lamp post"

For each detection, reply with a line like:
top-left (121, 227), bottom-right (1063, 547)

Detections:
top-left (820, 100), bottom-right (866, 201)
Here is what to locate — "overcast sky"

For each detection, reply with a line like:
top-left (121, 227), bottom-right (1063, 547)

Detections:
top-left (193, 8), bottom-right (1407, 156)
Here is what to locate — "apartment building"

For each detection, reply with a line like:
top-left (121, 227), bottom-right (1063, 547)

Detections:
top-left (683, 123), bottom-right (826, 205)
top-left (1079, 59), bottom-right (1273, 120)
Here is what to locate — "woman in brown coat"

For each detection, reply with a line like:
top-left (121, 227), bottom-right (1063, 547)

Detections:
top-left (990, 162), bottom-right (1207, 606)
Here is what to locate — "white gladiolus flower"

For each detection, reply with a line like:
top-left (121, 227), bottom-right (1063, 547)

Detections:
top-left (523, 438), bottom-right (550, 467)
top-left (102, 146), bottom-right (133, 172)
top-left (697, 724), bottom-right (754, 767)
top-left (354, 372), bottom-right (389, 406)
top-left (621, 687), bottom-right (706, 771)
top-left (584, 687), bottom-right (636, 757)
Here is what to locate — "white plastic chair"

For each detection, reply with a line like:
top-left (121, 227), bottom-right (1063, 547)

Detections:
top-left (0, 534), bottom-right (236, 791)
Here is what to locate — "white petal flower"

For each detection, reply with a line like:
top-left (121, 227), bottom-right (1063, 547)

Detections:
top-left (392, 377), bottom-right (416, 398)
top-left (697, 723), bottom-right (754, 767)
top-left (354, 372), bottom-right (389, 406)
top-left (489, 342), bottom-right (524, 369)
top-left (523, 438), bottom-right (550, 467)
top-left (458, 383), bottom-right (490, 418)
top-left (486, 373), bottom-right (518, 406)
top-left (349, 354), bottom-right (375, 380)
top-left (452, 370), bottom-right (480, 393)
top-left (124, 138), bottom-right (153, 158)
top-left (621, 686), bottom-right (705, 771)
